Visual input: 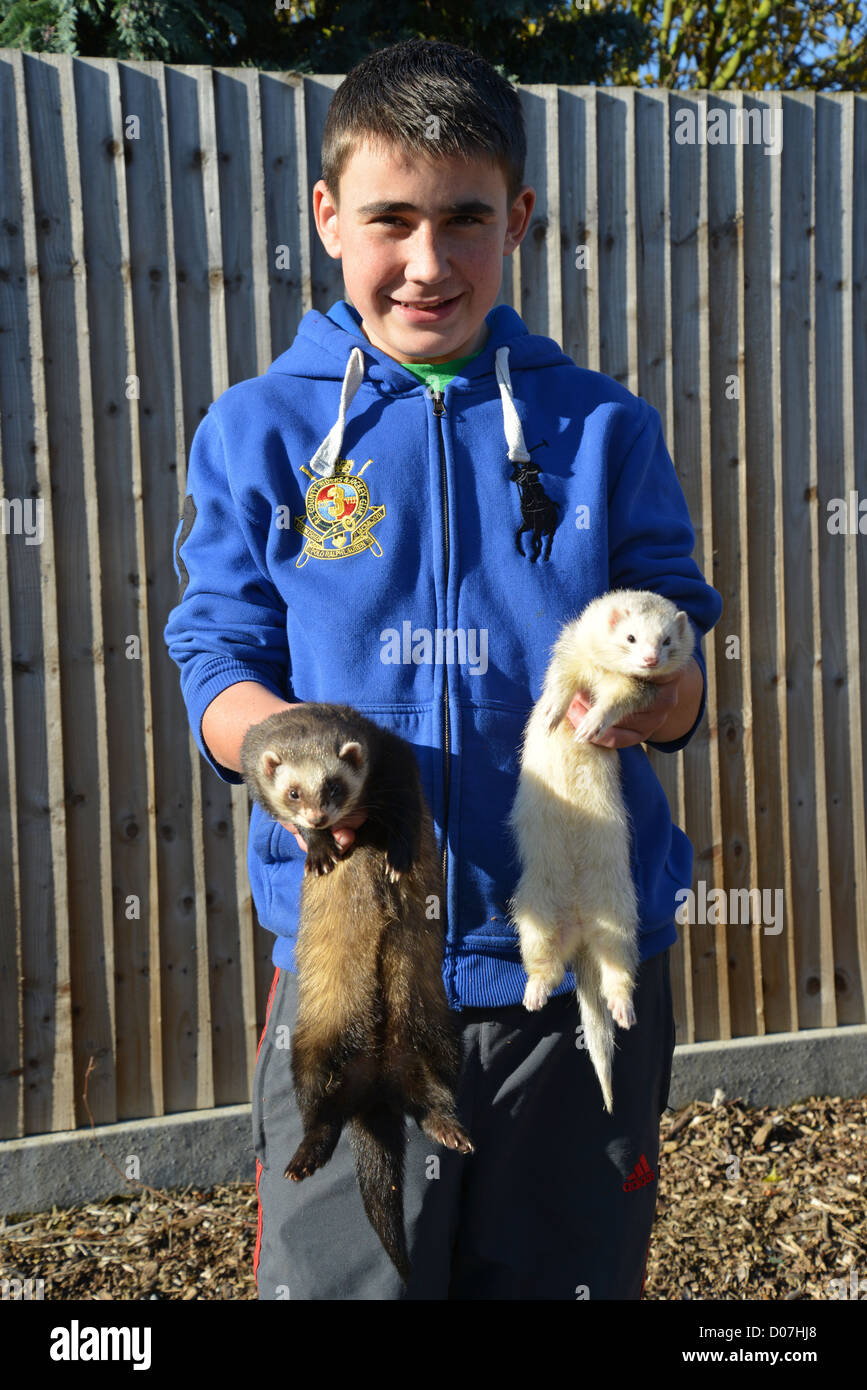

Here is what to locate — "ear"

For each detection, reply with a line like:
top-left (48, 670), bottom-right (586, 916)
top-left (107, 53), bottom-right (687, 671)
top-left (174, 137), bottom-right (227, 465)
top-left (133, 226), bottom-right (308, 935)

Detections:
top-left (607, 606), bottom-right (624, 629)
top-left (338, 740), bottom-right (364, 770)
top-left (261, 749), bottom-right (282, 780)
top-left (675, 610), bottom-right (689, 639)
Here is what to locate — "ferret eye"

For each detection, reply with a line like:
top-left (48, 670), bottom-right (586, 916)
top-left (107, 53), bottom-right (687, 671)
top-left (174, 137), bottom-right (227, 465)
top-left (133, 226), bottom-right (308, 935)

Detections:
top-left (626, 634), bottom-right (636, 643)
top-left (663, 637), bottom-right (671, 646)
top-left (288, 788), bottom-right (300, 800)
top-left (325, 780), bottom-right (342, 802)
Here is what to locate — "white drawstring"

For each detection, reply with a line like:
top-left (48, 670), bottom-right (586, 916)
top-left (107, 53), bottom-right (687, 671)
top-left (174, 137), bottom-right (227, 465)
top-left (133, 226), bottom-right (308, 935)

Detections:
top-left (495, 346), bottom-right (531, 462)
top-left (307, 347), bottom-right (367, 477)
top-left (307, 342), bottom-right (529, 475)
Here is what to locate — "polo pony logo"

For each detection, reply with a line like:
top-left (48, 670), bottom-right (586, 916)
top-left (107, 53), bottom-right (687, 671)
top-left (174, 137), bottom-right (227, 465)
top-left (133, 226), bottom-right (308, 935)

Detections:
top-left (294, 458), bottom-right (386, 566)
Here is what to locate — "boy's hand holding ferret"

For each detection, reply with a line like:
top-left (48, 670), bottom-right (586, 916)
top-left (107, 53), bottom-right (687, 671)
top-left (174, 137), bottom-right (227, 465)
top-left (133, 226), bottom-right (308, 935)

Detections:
top-left (279, 809), bottom-right (368, 855)
top-left (564, 657), bottom-right (701, 748)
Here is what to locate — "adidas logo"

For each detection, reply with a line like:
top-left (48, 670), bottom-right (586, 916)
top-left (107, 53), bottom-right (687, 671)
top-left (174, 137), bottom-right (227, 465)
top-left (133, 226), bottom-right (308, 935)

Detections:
top-left (623, 1154), bottom-right (656, 1192)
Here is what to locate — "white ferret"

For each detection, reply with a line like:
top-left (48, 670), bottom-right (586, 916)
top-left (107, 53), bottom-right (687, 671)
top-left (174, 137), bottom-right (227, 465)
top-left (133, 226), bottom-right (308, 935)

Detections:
top-left (507, 589), bottom-right (695, 1113)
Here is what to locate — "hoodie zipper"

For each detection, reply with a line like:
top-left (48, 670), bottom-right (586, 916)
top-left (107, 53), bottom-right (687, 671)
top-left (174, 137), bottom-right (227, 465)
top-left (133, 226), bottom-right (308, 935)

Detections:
top-left (431, 387), bottom-right (450, 922)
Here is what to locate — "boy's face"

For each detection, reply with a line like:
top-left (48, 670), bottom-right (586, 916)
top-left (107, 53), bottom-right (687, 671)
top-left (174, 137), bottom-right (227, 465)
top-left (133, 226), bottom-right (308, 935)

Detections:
top-left (313, 138), bottom-right (535, 364)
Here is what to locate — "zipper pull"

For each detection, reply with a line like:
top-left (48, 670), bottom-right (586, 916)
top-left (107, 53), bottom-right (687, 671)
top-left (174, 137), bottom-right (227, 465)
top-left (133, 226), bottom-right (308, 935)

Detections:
top-left (432, 388), bottom-right (447, 417)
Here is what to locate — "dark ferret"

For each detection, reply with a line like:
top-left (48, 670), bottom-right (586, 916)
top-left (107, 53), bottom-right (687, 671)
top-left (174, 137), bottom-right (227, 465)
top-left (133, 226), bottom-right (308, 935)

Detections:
top-left (239, 702), bottom-right (473, 1282)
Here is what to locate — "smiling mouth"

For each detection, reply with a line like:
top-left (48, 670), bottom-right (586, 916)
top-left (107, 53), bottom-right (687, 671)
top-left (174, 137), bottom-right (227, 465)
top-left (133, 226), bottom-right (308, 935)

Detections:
top-left (389, 293), bottom-right (462, 307)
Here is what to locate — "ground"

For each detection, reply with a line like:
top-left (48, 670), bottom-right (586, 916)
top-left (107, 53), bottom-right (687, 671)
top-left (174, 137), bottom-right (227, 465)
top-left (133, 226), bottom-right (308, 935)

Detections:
top-left (1, 1096), bottom-right (864, 1300)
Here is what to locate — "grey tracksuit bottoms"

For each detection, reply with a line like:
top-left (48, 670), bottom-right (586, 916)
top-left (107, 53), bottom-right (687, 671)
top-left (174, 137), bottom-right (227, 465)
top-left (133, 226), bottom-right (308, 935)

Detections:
top-left (252, 946), bottom-right (676, 1300)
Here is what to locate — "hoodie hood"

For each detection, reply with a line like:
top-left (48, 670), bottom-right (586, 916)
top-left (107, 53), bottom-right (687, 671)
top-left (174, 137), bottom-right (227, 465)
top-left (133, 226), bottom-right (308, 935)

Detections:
top-left (268, 300), bottom-right (571, 477)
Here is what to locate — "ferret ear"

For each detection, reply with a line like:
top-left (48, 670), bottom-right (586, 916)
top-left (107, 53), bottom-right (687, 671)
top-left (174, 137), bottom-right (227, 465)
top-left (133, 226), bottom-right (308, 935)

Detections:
top-left (674, 610), bottom-right (689, 639)
top-left (261, 749), bottom-right (282, 780)
top-left (338, 740), bottom-right (364, 770)
top-left (607, 606), bottom-right (623, 629)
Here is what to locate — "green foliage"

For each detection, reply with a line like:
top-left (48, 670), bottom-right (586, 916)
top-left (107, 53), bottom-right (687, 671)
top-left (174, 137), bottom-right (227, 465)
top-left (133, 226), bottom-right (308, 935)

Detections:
top-left (0, 0), bottom-right (863, 89)
top-left (618, 0), bottom-right (867, 90)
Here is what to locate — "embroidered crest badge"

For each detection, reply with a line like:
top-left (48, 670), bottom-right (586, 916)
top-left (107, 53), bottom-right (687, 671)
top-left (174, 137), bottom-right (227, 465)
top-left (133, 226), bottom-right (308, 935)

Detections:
top-left (293, 458), bottom-right (386, 566)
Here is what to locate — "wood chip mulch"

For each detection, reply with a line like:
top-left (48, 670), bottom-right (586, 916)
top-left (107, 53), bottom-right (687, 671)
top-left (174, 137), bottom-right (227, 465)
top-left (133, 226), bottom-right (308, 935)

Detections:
top-left (1, 1094), bottom-right (864, 1300)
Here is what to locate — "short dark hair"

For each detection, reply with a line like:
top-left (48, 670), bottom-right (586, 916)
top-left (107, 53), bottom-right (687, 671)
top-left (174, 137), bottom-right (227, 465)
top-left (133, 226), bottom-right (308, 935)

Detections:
top-left (320, 39), bottom-right (526, 209)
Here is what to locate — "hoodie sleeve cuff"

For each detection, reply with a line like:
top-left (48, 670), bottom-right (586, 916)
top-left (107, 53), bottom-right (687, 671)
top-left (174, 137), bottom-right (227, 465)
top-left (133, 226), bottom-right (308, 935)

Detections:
top-left (183, 659), bottom-right (289, 784)
top-left (645, 635), bottom-right (708, 755)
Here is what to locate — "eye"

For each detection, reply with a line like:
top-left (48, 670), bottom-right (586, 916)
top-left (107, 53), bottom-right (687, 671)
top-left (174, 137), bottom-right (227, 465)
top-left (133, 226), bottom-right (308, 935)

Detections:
top-left (325, 780), bottom-right (343, 802)
top-left (373, 215), bottom-right (482, 227)
top-left (626, 634), bottom-right (636, 643)
top-left (663, 637), bottom-right (671, 646)
top-left (288, 788), bottom-right (299, 800)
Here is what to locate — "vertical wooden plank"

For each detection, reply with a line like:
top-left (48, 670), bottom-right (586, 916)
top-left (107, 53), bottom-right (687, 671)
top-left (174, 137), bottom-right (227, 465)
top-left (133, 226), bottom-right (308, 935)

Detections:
top-left (596, 90), bottom-right (629, 386)
top-left (637, 92), bottom-right (687, 965)
top-left (120, 57), bottom-right (213, 1120)
top-left (832, 90), bottom-right (866, 1024)
top-left (779, 94), bottom-right (828, 1032)
top-left (559, 88), bottom-right (591, 369)
top-left (211, 64), bottom-right (267, 1099)
top-left (73, 54), bottom-right (163, 1119)
top-left (740, 91), bottom-right (787, 1034)
top-left (634, 90), bottom-right (672, 430)
top-left (260, 73), bottom-right (312, 360)
top-left (585, 88), bottom-right (600, 375)
top-left (706, 94), bottom-right (752, 1039)
top-left (516, 85), bottom-right (562, 341)
top-left (759, 91), bottom-right (799, 1033)
top-left (213, 68), bottom-right (270, 384)
top-left (164, 64), bottom-right (223, 1114)
top-left (305, 75), bottom-right (344, 312)
top-left (28, 52), bottom-right (117, 1124)
top-left (0, 54), bottom-right (26, 1137)
top-left (850, 93), bottom-right (867, 1020)
top-left (7, 52), bottom-right (75, 1133)
top-left (814, 94), bottom-right (853, 1028)
top-left (669, 92), bottom-right (725, 1043)
top-left (622, 87), bottom-right (639, 399)
top-left (730, 91), bottom-right (762, 1034)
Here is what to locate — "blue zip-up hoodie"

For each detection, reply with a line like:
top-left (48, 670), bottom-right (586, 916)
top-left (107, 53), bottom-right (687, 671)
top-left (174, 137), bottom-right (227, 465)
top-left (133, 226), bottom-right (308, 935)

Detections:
top-left (164, 298), bottom-right (722, 1009)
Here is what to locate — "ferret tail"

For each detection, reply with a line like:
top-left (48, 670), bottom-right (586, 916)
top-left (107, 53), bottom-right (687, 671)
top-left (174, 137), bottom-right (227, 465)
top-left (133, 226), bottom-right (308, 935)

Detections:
top-left (574, 954), bottom-right (615, 1114)
top-left (348, 1107), bottom-right (411, 1283)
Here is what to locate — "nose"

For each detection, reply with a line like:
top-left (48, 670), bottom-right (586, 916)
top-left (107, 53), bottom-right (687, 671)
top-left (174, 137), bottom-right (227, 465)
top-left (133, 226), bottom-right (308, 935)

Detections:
top-left (309, 812), bottom-right (328, 827)
top-left (403, 226), bottom-right (451, 285)
top-left (642, 651), bottom-right (659, 668)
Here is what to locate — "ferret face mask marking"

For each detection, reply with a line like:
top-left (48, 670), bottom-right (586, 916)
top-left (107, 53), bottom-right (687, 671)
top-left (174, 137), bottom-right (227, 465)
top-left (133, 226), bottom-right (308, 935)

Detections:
top-left (258, 740), bottom-right (367, 829)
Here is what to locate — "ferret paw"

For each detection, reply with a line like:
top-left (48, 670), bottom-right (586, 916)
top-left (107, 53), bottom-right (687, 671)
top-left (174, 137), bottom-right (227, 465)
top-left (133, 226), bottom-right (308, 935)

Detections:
top-left (573, 710), bottom-right (609, 743)
top-left (423, 1114), bottom-right (474, 1155)
top-left (385, 840), bottom-right (413, 882)
top-left (523, 978), bottom-right (550, 1011)
top-left (284, 1145), bottom-right (320, 1182)
top-left (304, 845), bottom-right (342, 876)
top-left (303, 855), bottom-right (333, 877)
top-left (608, 996), bottom-right (636, 1029)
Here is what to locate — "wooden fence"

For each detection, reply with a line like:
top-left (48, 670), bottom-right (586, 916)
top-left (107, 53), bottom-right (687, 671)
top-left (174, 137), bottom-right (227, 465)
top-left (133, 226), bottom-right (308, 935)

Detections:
top-left (0, 50), bottom-right (865, 1140)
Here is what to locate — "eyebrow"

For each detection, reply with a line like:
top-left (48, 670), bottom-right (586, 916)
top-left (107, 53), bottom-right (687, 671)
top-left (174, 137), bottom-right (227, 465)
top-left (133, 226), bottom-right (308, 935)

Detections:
top-left (356, 199), bottom-right (497, 216)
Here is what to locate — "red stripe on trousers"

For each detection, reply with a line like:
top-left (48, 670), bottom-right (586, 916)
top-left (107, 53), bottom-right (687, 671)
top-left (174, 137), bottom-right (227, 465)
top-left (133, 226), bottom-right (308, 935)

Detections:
top-left (253, 966), bottom-right (282, 1283)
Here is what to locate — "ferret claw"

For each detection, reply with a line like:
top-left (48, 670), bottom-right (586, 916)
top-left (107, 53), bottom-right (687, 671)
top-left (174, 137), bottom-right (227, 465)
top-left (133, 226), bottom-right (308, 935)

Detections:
top-left (608, 997), bottom-right (636, 1029)
top-left (573, 711), bottom-right (607, 743)
top-left (423, 1116), bottom-right (474, 1154)
top-left (523, 978), bottom-right (550, 1011)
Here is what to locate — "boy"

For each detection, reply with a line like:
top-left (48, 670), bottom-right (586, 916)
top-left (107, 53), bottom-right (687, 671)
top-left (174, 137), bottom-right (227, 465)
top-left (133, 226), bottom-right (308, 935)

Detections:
top-left (164, 37), bottom-right (722, 1300)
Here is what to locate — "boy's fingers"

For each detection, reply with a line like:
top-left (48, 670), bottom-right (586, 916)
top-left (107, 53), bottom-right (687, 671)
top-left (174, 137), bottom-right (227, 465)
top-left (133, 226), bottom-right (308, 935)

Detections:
top-left (277, 810), bottom-right (368, 853)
